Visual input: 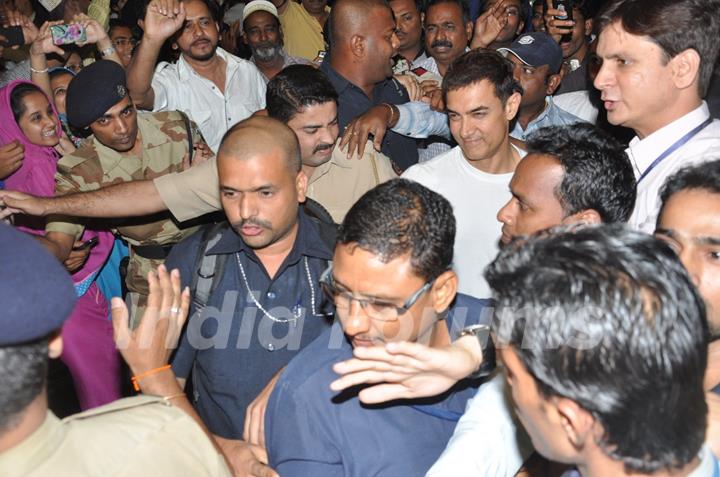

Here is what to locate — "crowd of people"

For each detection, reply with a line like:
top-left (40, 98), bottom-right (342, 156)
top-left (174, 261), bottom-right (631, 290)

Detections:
top-left (0, 0), bottom-right (720, 475)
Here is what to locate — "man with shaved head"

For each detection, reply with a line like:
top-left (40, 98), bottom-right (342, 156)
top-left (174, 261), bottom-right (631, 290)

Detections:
top-left (164, 116), bottom-right (335, 477)
top-left (320, 0), bottom-right (420, 170)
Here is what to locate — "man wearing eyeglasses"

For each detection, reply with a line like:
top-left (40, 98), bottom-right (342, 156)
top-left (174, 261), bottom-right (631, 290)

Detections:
top-left (264, 178), bottom-right (493, 477)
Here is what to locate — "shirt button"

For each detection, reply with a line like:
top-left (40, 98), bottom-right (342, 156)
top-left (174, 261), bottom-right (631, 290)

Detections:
top-left (268, 343), bottom-right (275, 351)
top-left (266, 291), bottom-right (276, 299)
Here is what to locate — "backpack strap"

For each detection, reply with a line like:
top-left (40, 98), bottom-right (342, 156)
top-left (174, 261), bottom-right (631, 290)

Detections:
top-left (302, 198), bottom-right (338, 251)
top-left (178, 111), bottom-right (194, 165)
top-left (190, 222), bottom-right (230, 312)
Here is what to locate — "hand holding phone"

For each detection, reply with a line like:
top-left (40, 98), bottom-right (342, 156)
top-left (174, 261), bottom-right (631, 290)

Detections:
top-left (50, 24), bottom-right (87, 45)
top-left (73, 236), bottom-right (99, 250)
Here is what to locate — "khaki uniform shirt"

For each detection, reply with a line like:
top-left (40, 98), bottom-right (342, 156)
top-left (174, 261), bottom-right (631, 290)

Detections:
top-left (46, 111), bottom-right (205, 296)
top-left (0, 395), bottom-right (231, 477)
top-left (154, 140), bottom-right (398, 223)
top-left (279, 2), bottom-right (329, 61)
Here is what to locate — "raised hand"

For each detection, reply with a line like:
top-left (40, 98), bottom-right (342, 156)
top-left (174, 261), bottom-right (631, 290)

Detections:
top-left (3, 10), bottom-right (38, 46)
top-left (471, 0), bottom-right (508, 49)
top-left (29, 21), bottom-right (66, 56)
top-left (144, 0), bottom-right (187, 43)
top-left (71, 13), bottom-right (109, 46)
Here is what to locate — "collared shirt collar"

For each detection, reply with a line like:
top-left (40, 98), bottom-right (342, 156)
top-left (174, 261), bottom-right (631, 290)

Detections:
top-left (0, 412), bottom-right (64, 476)
top-left (207, 208), bottom-right (333, 263)
top-left (90, 113), bottom-right (166, 168)
top-left (307, 145), bottom-right (354, 185)
top-left (176, 47), bottom-right (236, 81)
top-left (626, 102), bottom-right (711, 177)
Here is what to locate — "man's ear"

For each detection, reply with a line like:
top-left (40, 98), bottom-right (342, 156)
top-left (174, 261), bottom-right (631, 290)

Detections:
top-left (431, 269), bottom-right (458, 314)
top-left (296, 169), bottom-right (308, 202)
top-left (350, 34), bottom-right (366, 59)
top-left (555, 397), bottom-right (596, 449)
top-left (242, 31), bottom-right (249, 45)
top-left (584, 18), bottom-right (593, 36)
top-left (563, 208), bottom-right (602, 226)
top-left (505, 91), bottom-right (522, 121)
top-left (546, 72), bottom-right (563, 95)
top-left (671, 48), bottom-right (701, 91)
top-left (48, 331), bottom-right (63, 359)
top-left (516, 19), bottom-right (525, 35)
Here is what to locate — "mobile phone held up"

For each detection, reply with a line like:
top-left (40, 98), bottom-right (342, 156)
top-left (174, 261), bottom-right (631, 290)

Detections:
top-left (50, 24), bottom-right (87, 46)
top-left (552, 0), bottom-right (574, 43)
top-left (0, 26), bottom-right (25, 47)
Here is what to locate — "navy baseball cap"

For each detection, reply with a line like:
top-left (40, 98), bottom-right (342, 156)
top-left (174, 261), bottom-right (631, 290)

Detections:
top-left (498, 32), bottom-right (563, 74)
top-left (0, 223), bottom-right (76, 345)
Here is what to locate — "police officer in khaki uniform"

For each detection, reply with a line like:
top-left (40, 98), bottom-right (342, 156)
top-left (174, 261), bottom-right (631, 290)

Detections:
top-left (0, 223), bottom-right (231, 477)
top-left (39, 60), bottom-right (211, 326)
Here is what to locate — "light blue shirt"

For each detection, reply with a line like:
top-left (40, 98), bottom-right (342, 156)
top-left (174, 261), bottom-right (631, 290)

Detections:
top-left (510, 96), bottom-right (585, 141)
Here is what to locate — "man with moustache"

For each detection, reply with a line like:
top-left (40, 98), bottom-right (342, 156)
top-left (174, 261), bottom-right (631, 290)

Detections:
top-left (165, 116), bottom-right (335, 477)
top-left (593, 0), bottom-right (720, 232)
top-left (265, 178), bottom-right (491, 477)
top-left (389, 0), bottom-right (428, 74)
top-left (241, 1), bottom-right (310, 83)
top-left (126, 0), bottom-right (266, 152)
top-left (0, 67), bottom-right (396, 227)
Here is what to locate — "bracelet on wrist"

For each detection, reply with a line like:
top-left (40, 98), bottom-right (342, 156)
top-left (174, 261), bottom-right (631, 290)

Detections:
top-left (382, 103), bottom-right (396, 127)
top-left (30, 66), bottom-right (49, 74)
top-left (131, 364), bottom-right (172, 391)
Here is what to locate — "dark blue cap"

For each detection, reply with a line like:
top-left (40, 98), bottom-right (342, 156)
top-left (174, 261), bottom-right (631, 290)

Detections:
top-left (498, 32), bottom-right (564, 74)
top-left (0, 223), bottom-right (76, 345)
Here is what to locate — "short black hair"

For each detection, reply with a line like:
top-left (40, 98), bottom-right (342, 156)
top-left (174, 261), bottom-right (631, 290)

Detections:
top-left (338, 178), bottom-right (456, 281)
top-left (0, 338), bottom-right (48, 433)
top-left (658, 159), bottom-right (720, 221)
top-left (266, 65), bottom-right (339, 124)
top-left (389, 0), bottom-right (426, 14)
top-left (595, 0), bottom-right (720, 97)
top-left (442, 48), bottom-right (523, 105)
top-left (525, 124), bottom-right (636, 223)
top-left (426, 0), bottom-right (471, 24)
top-left (487, 224), bottom-right (708, 474)
top-left (181, 0), bottom-right (222, 22)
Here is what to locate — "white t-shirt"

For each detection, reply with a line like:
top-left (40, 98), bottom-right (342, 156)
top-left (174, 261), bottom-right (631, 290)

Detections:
top-left (151, 47), bottom-right (267, 153)
top-left (402, 145), bottom-right (524, 299)
top-left (426, 372), bottom-right (533, 477)
top-left (627, 102), bottom-right (720, 233)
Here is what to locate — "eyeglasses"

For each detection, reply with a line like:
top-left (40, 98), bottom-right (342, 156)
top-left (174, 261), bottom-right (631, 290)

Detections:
top-left (319, 265), bottom-right (434, 322)
top-left (113, 38), bottom-right (138, 48)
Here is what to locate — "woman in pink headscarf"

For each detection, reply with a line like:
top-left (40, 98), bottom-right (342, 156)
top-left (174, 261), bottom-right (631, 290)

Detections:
top-left (0, 80), bottom-right (121, 410)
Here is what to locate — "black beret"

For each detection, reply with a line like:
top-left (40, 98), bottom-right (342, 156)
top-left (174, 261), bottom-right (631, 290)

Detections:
top-left (67, 60), bottom-right (129, 129)
top-left (0, 223), bottom-right (76, 346)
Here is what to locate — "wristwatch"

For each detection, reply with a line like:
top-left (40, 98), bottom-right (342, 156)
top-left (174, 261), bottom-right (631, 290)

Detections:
top-left (458, 324), bottom-right (496, 379)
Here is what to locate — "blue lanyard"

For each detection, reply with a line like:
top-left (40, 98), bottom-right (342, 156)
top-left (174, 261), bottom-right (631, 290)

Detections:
top-left (637, 117), bottom-right (713, 185)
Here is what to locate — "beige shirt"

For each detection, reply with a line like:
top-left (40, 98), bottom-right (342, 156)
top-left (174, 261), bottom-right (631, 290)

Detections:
top-left (154, 141), bottom-right (398, 223)
top-left (0, 395), bottom-right (231, 477)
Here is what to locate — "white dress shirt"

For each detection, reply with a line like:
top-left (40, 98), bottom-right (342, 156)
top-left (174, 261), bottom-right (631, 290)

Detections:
top-left (426, 372), bottom-right (533, 477)
top-left (151, 47), bottom-right (267, 153)
top-left (627, 102), bottom-right (720, 233)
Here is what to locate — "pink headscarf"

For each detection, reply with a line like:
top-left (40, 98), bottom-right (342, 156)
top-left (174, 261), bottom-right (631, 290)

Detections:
top-left (0, 80), bottom-right (113, 284)
top-left (0, 80), bottom-right (62, 202)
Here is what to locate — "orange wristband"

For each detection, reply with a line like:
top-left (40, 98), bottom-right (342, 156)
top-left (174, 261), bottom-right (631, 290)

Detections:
top-left (131, 364), bottom-right (172, 391)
